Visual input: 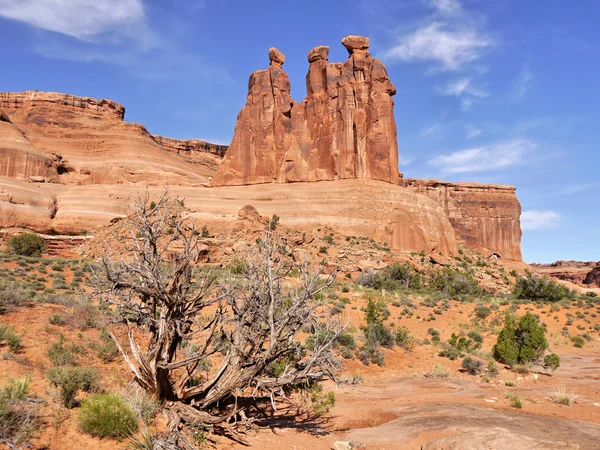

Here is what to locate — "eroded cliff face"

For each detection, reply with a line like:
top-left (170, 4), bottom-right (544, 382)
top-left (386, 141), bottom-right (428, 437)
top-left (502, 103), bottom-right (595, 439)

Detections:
top-left (402, 179), bottom-right (522, 260)
top-left (0, 91), bottom-right (224, 186)
top-left (212, 36), bottom-right (400, 186)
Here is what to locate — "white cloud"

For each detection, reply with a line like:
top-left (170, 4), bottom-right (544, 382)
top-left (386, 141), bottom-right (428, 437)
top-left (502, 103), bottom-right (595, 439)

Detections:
top-left (508, 67), bottom-right (534, 103)
top-left (438, 78), bottom-right (488, 98)
top-left (385, 22), bottom-right (492, 70)
top-left (429, 138), bottom-right (535, 173)
top-left (465, 125), bottom-right (481, 138)
top-left (0, 0), bottom-right (145, 41)
top-left (430, 0), bottom-right (462, 14)
top-left (521, 210), bottom-right (561, 230)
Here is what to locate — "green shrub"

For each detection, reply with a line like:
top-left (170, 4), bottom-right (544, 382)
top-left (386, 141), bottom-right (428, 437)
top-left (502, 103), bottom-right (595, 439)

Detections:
top-left (430, 268), bottom-right (482, 297)
top-left (6, 233), bottom-right (46, 257)
top-left (425, 364), bottom-right (449, 378)
top-left (91, 328), bottom-right (119, 363)
top-left (357, 262), bottom-right (421, 291)
top-left (544, 353), bottom-right (561, 370)
top-left (506, 393), bottom-right (522, 409)
top-left (269, 214), bottom-right (280, 231)
top-left (461, 356), bottom-right (483, 375)
top-left (47, 366), bottom-right (100, 408)
top-left (514, 271), bottom-right (574, 302)
top-left (308, 383), bottom-right (335, 416)
top-left (0, 322), bottom-right (22, 352)
top-left (362, 298), bottom-right (393, 349)
top-left (47, 335), bottom-right (85, 366)
top-left (395, 326), bottom-right (415, 350)
top-left (357, 344), bottom-right (385, 366)
top-left (474, 304), bottom-right (491, 320)
top-left (78, 393), bottom-right (138, 438)
top-left (571, 335), bottom-right (585, 348)
top-left (493, 312), bottom-right (548, 366)
top-left (0, 377), bottom-right (40, 448)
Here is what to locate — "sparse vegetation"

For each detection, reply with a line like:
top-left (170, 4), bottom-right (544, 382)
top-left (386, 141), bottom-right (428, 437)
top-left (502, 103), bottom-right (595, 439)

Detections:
top-left (78, 393), bottom-right (138, 438)
top-left (550, 387), bottom-right (578, 406)
top-left (47, 366), bottom-right (100, 407)
top-left (0, 377), bottom-right (40, 448)
top-left (6, 233), bottom-right (47, 257)
top-left (514, 271), bottom-right (574, 302)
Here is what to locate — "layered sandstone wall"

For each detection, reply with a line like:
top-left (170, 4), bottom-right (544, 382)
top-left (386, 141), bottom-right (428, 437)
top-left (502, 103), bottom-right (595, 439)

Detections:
top-left (212, 36), bottom-right (400, 186)
top-left (0, 91), bottom-right (125, 120)
top-left (402, 179), bottom-right (522, 260)
top-left (0, 92), bottom-right (224, 186)
top-left (152, 135), bottom-right (228, 158)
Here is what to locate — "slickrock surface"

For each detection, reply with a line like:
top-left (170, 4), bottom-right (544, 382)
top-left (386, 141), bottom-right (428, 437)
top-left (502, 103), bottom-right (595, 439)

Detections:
top-left (402, 178), bottom-right (522, 260)
top-left (212, 36), bottom-right (400, 186)
top-left (0, 91), bottom-right (222, 186)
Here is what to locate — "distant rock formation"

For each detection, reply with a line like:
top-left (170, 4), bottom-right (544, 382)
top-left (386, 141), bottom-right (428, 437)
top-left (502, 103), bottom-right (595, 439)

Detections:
top-left (212, 35), bottom-right (400, 186)
top-left (402, 179), bottom-right (522, 260)
top-left (0, 91), bottom-right (225, 186)
top-left (532, 261), bottom-right (600, 288)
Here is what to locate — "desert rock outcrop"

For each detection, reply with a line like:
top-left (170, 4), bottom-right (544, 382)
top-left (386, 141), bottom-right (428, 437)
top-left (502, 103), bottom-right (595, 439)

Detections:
top-left (402, 179), bottom-right (522, 260)
top-left (0, 91), bottom-right (223, 186)
top-left (212, 36), bottom-right (400, 186)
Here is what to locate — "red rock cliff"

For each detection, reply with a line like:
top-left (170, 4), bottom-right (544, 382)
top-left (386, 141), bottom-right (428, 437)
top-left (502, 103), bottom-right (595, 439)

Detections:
top-left (402, 179), bottom-right (522, 260)
top-left (212, 36), bottom-right (400, 186)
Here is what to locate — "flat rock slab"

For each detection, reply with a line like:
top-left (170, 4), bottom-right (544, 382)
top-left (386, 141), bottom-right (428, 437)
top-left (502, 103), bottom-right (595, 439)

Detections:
top-left (346, 403), bottom-right (600, 450)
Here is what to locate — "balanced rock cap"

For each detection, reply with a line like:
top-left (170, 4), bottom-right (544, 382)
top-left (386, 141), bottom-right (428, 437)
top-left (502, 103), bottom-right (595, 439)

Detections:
top-left (269, 47), bottom-right (285, 65)
top-left (341, 35), bottom-right (370, 53)
top-left (308, 46), bottom-right (329, 63)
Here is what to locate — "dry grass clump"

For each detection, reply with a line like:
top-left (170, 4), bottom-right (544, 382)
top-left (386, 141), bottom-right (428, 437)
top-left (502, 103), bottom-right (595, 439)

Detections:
top-left (550, 387), bottom-right (578, 406)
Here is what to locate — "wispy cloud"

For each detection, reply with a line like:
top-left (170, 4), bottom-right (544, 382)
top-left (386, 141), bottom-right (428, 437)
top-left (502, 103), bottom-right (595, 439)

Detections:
top-left (521, 210), bottom-right (561, 230)
top-left (0, 0), bottom-right (148, 42)
top-left (421, 123), bottom-right (443, 137)
top-left (429, 137), bottom-right (536, 174)
top-left (556, 182), bottom-right (600, 196)
top-left (507, 66), bottom-right (534, 103)
top-left (429, 0), bottom-right (462, 14)
top-left (385, 22), bottom-right (491, 70)
top-left (438, 78), bottom-right (488, 97)
top-left (465, 124), bottom-right (481, 138)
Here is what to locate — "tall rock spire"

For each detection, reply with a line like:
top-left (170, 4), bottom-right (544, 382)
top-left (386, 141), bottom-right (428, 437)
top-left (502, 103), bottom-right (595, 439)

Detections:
top-left (212, 36), bottom-right (401, 186)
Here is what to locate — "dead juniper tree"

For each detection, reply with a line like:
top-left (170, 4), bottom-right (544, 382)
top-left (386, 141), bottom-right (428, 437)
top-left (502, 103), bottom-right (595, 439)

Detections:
top-left (92, 191), bottom-right (342, 446)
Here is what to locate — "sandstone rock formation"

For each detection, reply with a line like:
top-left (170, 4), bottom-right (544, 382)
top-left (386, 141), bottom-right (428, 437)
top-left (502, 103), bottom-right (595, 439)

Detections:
top-left (532, 261), bottom-right (600, 288)
top-left (212, 36), bottom-right (400, 186)
top-left (402, 179), bottom-right (522, 260)
top-left (0, 91), bottom-right (223, 186)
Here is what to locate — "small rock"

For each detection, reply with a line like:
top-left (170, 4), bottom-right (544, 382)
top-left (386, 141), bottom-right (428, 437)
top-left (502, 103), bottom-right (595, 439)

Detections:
top-left (331, 441), bottom-right (365, 450)
top-left (269, 47), bottom-right (285, 65)
top-left (430, 253), bottom-right (447, 266)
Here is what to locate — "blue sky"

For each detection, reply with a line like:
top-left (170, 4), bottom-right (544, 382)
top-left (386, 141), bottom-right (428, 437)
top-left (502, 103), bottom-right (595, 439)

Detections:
top-left (0, 0), bottom-right (598, 263)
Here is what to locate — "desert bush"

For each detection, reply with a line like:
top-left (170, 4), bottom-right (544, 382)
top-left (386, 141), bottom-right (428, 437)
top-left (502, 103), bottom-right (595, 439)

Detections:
top-left (0, 377), bottom-right (40, 448)
top-left (90, 328), bottom-right (119, 363)
top-left (0, 322), bottom-right (23, 352)
top-left (47, 335), bottom-right (86, 366)
top-left (395, 326), bottom-right (415, 350)
top-left (474, 304), bottom-right (492, 320)
top-left (357, 344), bottom-right (385, 366)
top-left (361, 297), bottom-right (394, 349)
top-left (439, 332), bottom-right (481, 360)
top-left (493, 312), bottom-right (548, 366)
top-left (570, 335), bottom-right (585, 348)
top-left (6, 233), bottom-right (46, 257)
top-left (429, 268), bottom-right (482, 297)
top-left (506, 393), bottom-right (522, 409)
top-left (78, 393), bottom-right (138, 438)
top-left (0, 280), bottom-right (36, 311)
top-left (425, 364), bottom-right (449, 378)
top-left (544, 353), bottom-right (561, 370)
top-left (585, 291), bottom-right (597, 298)
top-left (486, 359), bottom-right (499, 377)
top-left (514, 271), bottom-right (574, 302)
top-left (308, 383), bottom-right (336, 416)
top-left (122, 386), bottom-right (160, 425)
top-left (461, 356), bottom-right (483, 375)
top-left (550, 387), bottom-right (578, 406)
top-left (47, 366), bottom-right (99, 407)
top-left (357, 262), bottom-right (421, 291)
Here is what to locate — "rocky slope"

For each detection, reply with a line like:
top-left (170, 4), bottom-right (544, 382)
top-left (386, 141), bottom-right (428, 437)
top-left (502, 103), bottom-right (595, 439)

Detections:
top-left (212, 36), bottom-right (400, 186)
top-left (0, 91), bottom-right (222, 186)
